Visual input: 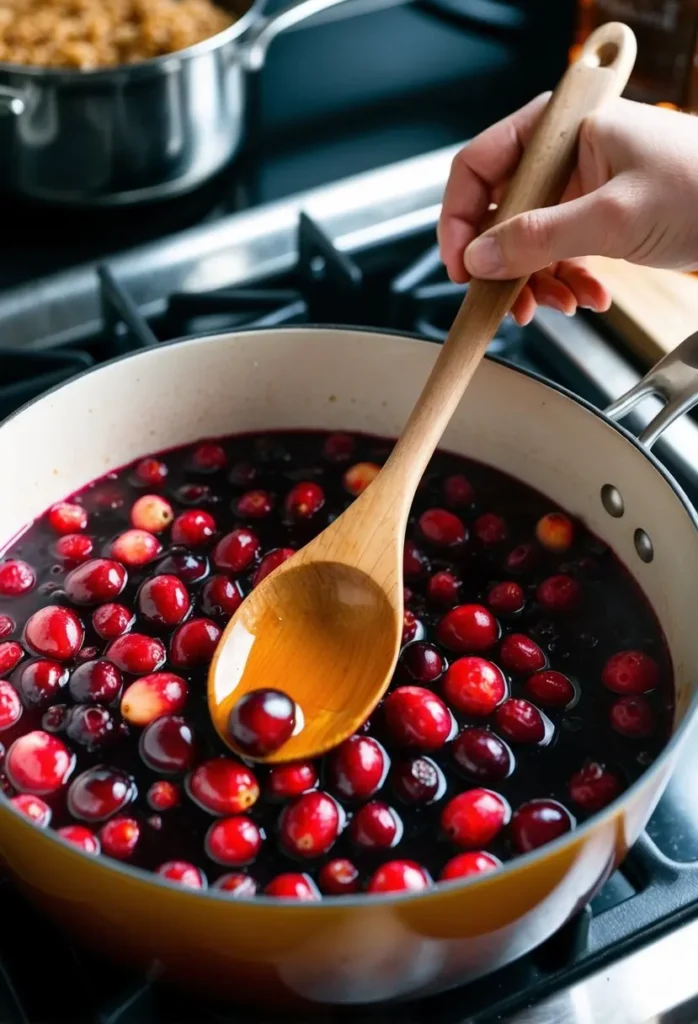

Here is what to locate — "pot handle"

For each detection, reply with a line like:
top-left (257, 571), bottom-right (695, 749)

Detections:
top-left (0, 87), bottom-right (24, 115)
top-left (605, 327), bottom-right (698, 448)
top-left (241, 0), bottom-right (359, 71)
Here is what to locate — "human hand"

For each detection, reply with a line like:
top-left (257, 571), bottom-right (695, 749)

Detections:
top-left (438, 95), bottom-right (698, 325)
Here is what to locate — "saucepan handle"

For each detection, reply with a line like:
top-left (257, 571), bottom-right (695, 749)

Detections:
top-left (240, 0), bottom-right (365, 71)
top-left (605, 328), bottom-right (698, 449)
top-left (0, 86), bottom-right (25, 116)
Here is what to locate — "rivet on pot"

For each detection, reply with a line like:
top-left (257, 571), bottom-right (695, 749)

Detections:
top-left (634, 528), bottom-right (654, 564)
top-left (600, 484), bottom-right (624, 518)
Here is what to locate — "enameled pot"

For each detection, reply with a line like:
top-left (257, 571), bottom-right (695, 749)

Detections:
top-left (1, 326), bottom-right (697, 1008)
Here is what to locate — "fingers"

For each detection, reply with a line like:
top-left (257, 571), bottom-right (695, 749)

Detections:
top-left (510, 261), bottom-right (612, 325)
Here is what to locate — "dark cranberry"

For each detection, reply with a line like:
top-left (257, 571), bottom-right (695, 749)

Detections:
top-left (442, 657), bottom-right (506, 716)
top-left (213, 529), bottom-right (261, 574)
top-left (0, 680), bottom-right (22, 730)
top-left (402, 610), bottom-right (422, 645)
top-left (156, 861), bottom-right (207, 888)
top-left (266, 761), bottom-right (318, 801)
top-left (328, 736), bottom-right (387, 801)
top-left (0, 641), bottom-right (23, 675)
top-left (536, 575), bottom-right (581, 613)
top-left (525, 670), bottom-right (576, 709)
top-left (24, 606), bottom-right (84, 660)
top-left (252, 548), bottom-right (295, 588)
top-left (285, 482), bottom-right (325, 519)
top-left (601, 650), bottom-right (659, 695)
top-left (228, 688), bottom-right (296, 758)
top-left (76, 646), bottom-right (99, 663)
top-left (110, 530), bottom-right (162, 567)
top-left (135, 458), bottom-right (168, 487)
top-left (67, 766), bottom-right (136, 822)
top-left (55, 534), bottom-right (94, 563)
top-left (120, 672), bottom-right (188, 727)
top-left (66, 705), bottom-right (115, 751)
top-left (214, 873), bottom-right (258, 897)
top-left (0, 560), bottom-right (36, 596)
top-left (436, 604), bottom-right (499, 653)
top-left (69, 659), bottom-right (122, 704)
top-left (383, 686), bottom-right (454, 750)
top-left (323, 432), bottom-right (355, 462)
top-left (510, 798), bottom-right (575, 852)
top-left (148, 780), bottom-right (180, 811)
top-left (367, 860), bottom-right (431, 893)
top-left (279, 791), bottom-right (341, 858)
top-left (500, 634), bottom-right (546, 674)
top-left (201, 575), bottom-right (244, 618)
top-left (403, 540), bottom-right (428, 581)
top-left (427, 571), bottom-right (462, 607)
top-left (138, 575), bottom-right (191, 627)
top-left (441, 788), bottom-right (509, 848)
top-left (399, 642), bottom-right (445, 685)
top-left (237, 490), bottom-right (275, 519)
top-left (495, 699), bottom-right (550, 745)
top-left (440, 851), bottom-right (501, 881)
top-left (536, 512), bottom-right (574, 552)
top-left (391, 755), bottom-right (445, 805)
top-left (350, 801), bottom-right (402, 849)
top-left (187, 758), bottom-right (259, 815)
top-left (175, 483), bottom-right (212, 505)
top-left (610, 696), bottom-right (655, 738)
top-left (505, 543), bottom-right (538, 575)
top-left (130, 495), bottom-right (174, 534)
top-left (206, 816), bottom-right (262, 867)
top-left (487, 581), bottom-right (525, 616)
top-left (192, 442), bottom-right (227, 473)
top-left (0, 615), bottom-right (14, 639)
top-left (140, 715), bottom-right (196, 773)
top-left (343, 462), bottom-right (380, 496)
top-left (106, 634), bottom-right (166, 675)
top-left (474, 513), bottom-right (508, 545)
top-left (264, 873), bottom-right (320, 900)
top-left (171, 509), bottom-right (216, 547)
top-left (157, 551), bottom-right (209, 584)
top-left (228, 461), bottom-right (258, 488)
top-left (570, 760), bottom-right (624, 812)
top-left (443, 473), bottom-right (474, 508)
top-left (42, 703), bottom-right (68, 733)
top-left (92, 603), bottom-right (134, 640)
top-left (100, 816), bottom-right (140, 859)
top-left (11, 793), bottom-right (51, 826)
top-left (58, 825), bottom-right (100, 853)
top-left (318, 858), bottom-right (360, 895)
top-left (89, 483), bottom-right (124, 511)
top-left (48, 502), bottom-right (88, 535)
top-left (418, 508), bottom-right (467, 549)
top-left (452, 728), bottom-right (513, 783)
top-left (170, 618), bottom-right (221, 670)
top-left (6, 731), bottom-right (74, 794)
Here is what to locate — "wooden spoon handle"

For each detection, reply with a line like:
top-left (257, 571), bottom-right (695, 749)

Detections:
top-left (378, 22), bottom-right (637, 504)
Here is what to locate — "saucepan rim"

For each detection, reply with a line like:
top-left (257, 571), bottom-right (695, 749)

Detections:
top-left (0, 324), bottom-right (695, 910)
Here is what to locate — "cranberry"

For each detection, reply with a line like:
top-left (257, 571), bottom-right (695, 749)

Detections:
top-left (106, 634), bottom-right (166, 675)
top-left (135, 457), bottom-right (168, 487)
top-left (176, 483), bottom-right (212, 506)
top-left (537, 574), bottom-right (581, 613)
top-left (500, 634), bottom-right (546, 674)
top-left (89, 483), bottom-right (124, 511)
top-left (452, 728), bottom-right (513, 783)
top-left (443, 473), bottom-right (474, 508)
top-left (192, 442), bottom-right (227, 473)
top-left (99, 816), bottom-right (140, 859)
top-left (66, 705), bottom-right (115, 751)
top-left (48, 502), bottom-right (88, 535)
top-left (440, 851), bottom-right (501, 881)
top-left (443, 657), bottom-right (507, 717)
top-left (92, 603), bottom-right (134, 641)
top-left (601, 650), bottom-right (659, 695)
top-left (441, 788), bottom-right (509, 848)
top-left (328, 736), bottom-right (388, 801)
top-left (285, 482), bottom-right (325, 519)
top-left (58, 825), bottom-right (100, 853)
top-left (120, 672), bottom-right (188, 727)
top-left (427, 571), bottom-right (462, 607)
top-left (24, 606), bottom-right (84, 662)
top-left (65, 559), bottom-right (127, 606)
top-left (323, 432), bottom-right (355, 463)
top-left (505, 543), bottom-right (538, 575)
top-left (156, 861), bottom-right (207, 888)
top-left (0, 680), bottom-right (22, 730)
top-left (399, 642), bottom-right (445, 685)
top-left (156, 551), bottom-right (209, 584)
top-left (436, 604), bottom-right (499, 653)
top-left (350, 801), bottom-right (402, 849)
top-left (0, 615), bottom-right (14, 639)
top-left (391, 755), bottom-right (445, 805)
top-left (570, 760), bottom-right (624, 813)
top-left (318, 858), bottom-right (360, 895)
top-left (267, 761), bottom-right (318, 801)
top-left (510, 799), bottom-right (575, 853)
top-left (0, 559), bottom-right (35, 597)
top-left (206, 816), bottom-right (262, 867)
top-left (474, 513), bottom-right (508, 545)
top-left (418, 508), bottom-right (467, 549)
top-left (383, 686), bottom-right (454, 750)
top-left (610, 696), bottom-right (655, 738)
top-left (11, 793), bottom-right (52, 827)
top-left (343, 462), bottom-right (380, 496)
top-left (42, 704), bottom-right (68, 733)
top-left (252, 548), bottom-right (295, 588)
top-left (67, 766), bottom-right (136, 822)
top-left (402, 610), bottom-right (422, 645)
top-left (403, 540), bottom-right (428, 580)
top-left (6, 731), bottom-right (74, 794)
top-left (494, 699), bottom-right (550, 744)
top-left (279, 791), bottom-right (341, 858)
top-left (213, 529), bottom-right (261, 574)
top-left (228, 462), bottom-right (258, 488)
top-left (171, 509), bottom-right (216, 547)
top-left (110, 530), bottom-right (162, 567)
top-left (233, 490), bottom-right (272, 520)
top-left (69, 659), bottom-right (122, 704)
top-left (525, 670), bottom-right (576, 709)
top-left (55, 534), bottom-right (94, 563)
top-left (536, 512), bottom-right (574, 552)
top-left (264, 873), bottom-right (320, 900)
top-left (0, 641), bottom-right (23, 676)
top-left (170, 618), bottom-right (221, 670)
top-left (228, 688), bottom-right (296, 758)
top-left (129, 495), bottom-right (173, 534)
top-left (187, 758), bottom-right (259, 815)
top-left (487, 581), bottom-right (525, 616)
top-left (215, 873), bottom-right (258, 897)
top-left (367, 860), bottom-right (431, 893)
top-left (140, 715), bottom-right (196, 773)
top-left (148, 780), bottom-right (180, 811)
top-left (138, 575), bottom-right (191, 627)
top-left (201, 575), bottom-right (244, 618)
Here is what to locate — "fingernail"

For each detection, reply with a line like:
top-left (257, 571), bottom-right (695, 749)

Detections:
top-left (465, 236), bottom-right (503, 277)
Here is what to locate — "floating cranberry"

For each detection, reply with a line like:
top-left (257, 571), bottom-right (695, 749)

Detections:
top-left (323, 432), bottom-right (355, 462)
top-left (130, 495), bottom-right (174, 534)
top-left (213, 528), bottom-right (261, 574)
top-left (66, 705), bottom-right (115, 751)
top-left (24, 606), bottom-right (84, 662)
top-left (367, 860), bottom-right (431, 894)
top-left (350, 801), bottom-right (402, 849)
top-left (399, 642), bottom-right (445, 685)
top-left (279, 791), bottom-right (341, 858)
top-left (0, 680), bottom-right (22, 730)
top-left (499, 634), bottom-right (546, 674)
top-left (443, 474), bottom-right (474, 508)
top-left (110, 530), bottom-right (162, 568)
top-left (474, 513), bottom-right (508, 545)
top-left (494, 699), bottom-right (549, 745)
top-left (525, 669), bottom-right (576, 709)
top-left (440, 851), bottom-right (501, 881)
top-left (67, 766), bottom-right (135, 822)
top-left (170, 618), bottom-right (221, 670)
top-left (0, 615), bottom-right (14, 639)
top-left (443, 657), bottom-right (507, 717)
top-left (536, 512), bottom-right (574, 552)
top-left (0, 641), bottom-right (23, 677)
top-left (487, 581), bottom-right (525, 616)
top-left (537, 574), bottom-right (581, 613)
top-left (505, 543), bottom-right (538, 575)
top-left (58, 825), bottom-right (100, 853)
top-left (148, 779), bottom-right (180, 811)
top-left (318, 858), bottom-right (360, 895)
top-left (48, 502), bottom-right (88, 535)
top-left (343, 462), bottom-right (380, 496)
top-left (200, 575), bottom-right (244, 618)
top-left (436, 604), bottom-right (499, 654)
top-left (120, 672), bottom-right (188, 727)
top-left (402, 610), bottom-right (422, 645)
top-left (176, 483), bottom-right (212, 506)
top-left (264, 873), bottom-right (320, 900)
top-left (138, 575), bottom-right (191, 628)
top-left (418, 508), bottom-right (467, 549)
top-left (0, 559), bottom-right (35, 597)
top-left (206, 816), bottom-right (262, 867)
top-left (55, 534), bottom-right (94, 563)
top-left (156, 551), bottom-right (209, 584)
top-left (252, 548), bottom-right (295, 588)
top-left (403, 540), bottom-right (427, 580)
top-left (187, 757), bottom-right (259, 815)
top-left (328, 736), bottom-right (387, 801)
top-left (236, 490), bottom-right (274, 520)
top-left (106, 633), bottom-right (166, 675)
top-left (391, 755), bottom-right (445, 805)
top-left (610, 696), bottom-right (655, 738)
top-left (384, 686), bottom-right (454, 750)
top-left (215, 873), bottom-right (258, 897)
top-left (135, 457), bottom-right (168, 487)
top-left (228, 688), bottom-right (296, 758)
top-left (192, 442), bottom-right (227, 473)
top-left (42, 704), bottom-right (68, 733)
top-left (510, 798), bottom-right (575, 853)
top-left (569, 760), bottom-right (624, 813)
top-left (441, 788), bottom-right (509, 848)
top-left (285, 482), bottom-right (325, 519)
top-left (100, 817), bottom-right (140, 859)
top-left (11, 793), bottom-right (52, 827)
top-left (228, 462), bottom-right (258, 488)
top-left (6, 731), bottom-right (74, 794)
top-left (69, 658), bottom-right (122, 704)
top-left (92, 603), bottom-right (134, 641)
top-left (601, 650), bottom-right (660, 695)
top-left (266, 761), bottom-right (318, 801)
top-left (452, 728), bottom-right (513, 783)
top-left (65, 559), bottom-right (127, 606)
top-left (140, 715), bottom-right (196, 773)
top-left (156, 861), bottom-right (207, 889)
top-left (171, 509), bottom-right (216, 547)
top-left (427, 571), bottom-right (462, 607)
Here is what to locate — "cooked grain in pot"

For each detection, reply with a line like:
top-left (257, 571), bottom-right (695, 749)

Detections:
top-left (0, 0), bottom-right (236, 69)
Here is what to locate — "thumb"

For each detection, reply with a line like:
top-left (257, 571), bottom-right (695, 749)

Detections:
top-left (464, 184), bottom-right (628, 279)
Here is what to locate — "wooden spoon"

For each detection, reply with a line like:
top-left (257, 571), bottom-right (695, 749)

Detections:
top-left (208, 22), bottom-right (637, 763)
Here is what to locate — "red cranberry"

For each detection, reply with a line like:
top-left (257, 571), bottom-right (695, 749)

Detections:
top-left (215, 873), bottom-right (258, 897)
top-left (110, 530), bottom-right (162, 567)
top-left (148, 780), bottom-right (180, 811)
top-left (100, 816), bottom-right (140, 859)
top-left (494, 699), bottom-right (550, 744)
top-left (0, 615), bottom-right (14, 639)
top-left (285, 482), bottom-right (325, 519)
top-left (58, 825), bottom-right (100, 853)
top-left (192, 442), bottom-right (227, 473)
top-left (487, 581), bottom-right (525, 616)
top-left (443, 474), bottom-right (474, 508)
top-left (252, 548), bottom-right (295, 588)
top-left (6, 731), bottom-right (74, 794)
top-left (0, 680), bottom-right (22, 730)
top-left (66, 705), bottom-right (115, 751)
top-left (213, 529), bottom-right (261, 574)
top-left (279, 791), bottom-right (341, 858)
top-left (443, 657), bottom-right (507, 716)
top-left (156, 861), bottom-right (207, 889)
top-left (510, 798), bottom-right (575, 853)
top-left (170, 618), bottom-right (221, 670)
top-left (156, 551), bottom-right (208, 584)
top-left (237, 489), bottom-right (276, 521)
top-left (500, 634), bottom-right (546, 674)
top-left (437, 604), bottom-right (499, 654)
top-left (24, 606), bottom-right (84, 661)
top-left (67, 766), bottom-right (136, 822)
top-left (570, 760), bottom-right (624, 813)
top-left (0, 560), bottom-right (36, 597)
top-left (264, 873), bottom-right (320, 900)
top-left (187, 757), bottom-right (260, 815)
top-left (536, 512), bottom-right (574, 552)
top-left (418, 508), bottom-right (467, 549)
top-left (505, 543), bottom-right (538, 575)
top-left (206, 816), bottom-right (262, 867)
top-left (610, 696), bottom-right (655, 738)
top-left (130, 495), bottom-right (174, 534)
top-left (350, 801), bottom-right (402, 849)
top-left (427, 571), bottom-right (462, 607)
top-left (601, 650), bottom-right (659, 695)
top-left (441, 788), bottom-right (509, 848)
top-left (92, 603), bottom-right (134, 641)
top-left (473, 513), bottom-right (508, 545)
top-left (391, 755), bottom-right (445, 804)
top-left (367, 860), bottom-right (431, 893)
top-left (11, 793), bottom-right (52, 827)
top-left (440, 850), bottom-right (501, 881)
top-left (55, 534), bottom-right (94, 563)
top-left (343, 462), bottom-right (380, 496)
top-left (48, 502), bottom-right (88, 535)
top-left (139, 715), bottom-right (196, 773)
top-left (537, 574), bottom-right (581, 613)
top-left (138, 575), bottom-right (191, 628)
top-left (42, 703), bottom-right (68, 733)
top-left (399, 642), bottom-right (445, 685)
top-left (525, 670), bottom-right (576, 709)
top-left (65, 559), bottom-right (127, 606)
top-left (228, 688), bottom-right (296, 758)
top-left (402, 610), bottom-right (422, 645)
top-left (106, 634), bottom-right (166, 675)
top-left (403, 540), bottom-right (428, 581)
top-left (267, 761), bottom-right (318, 801)
top-left (323, 432), bottom-right (355, 462)
top-left (201, 575), bottom-right (244, 618)
top-left (0, 641), bottom-right (23, 676)
top-left (89, 483), bottom-right (124, 511)
top-left (328, 735), bottom-right (387, 801)
top-left (69, 659), bottom-right (122, 704)
top-left (171, 509), bottom-right (216, 547)
top-left (135, 457), bottom-right (168, 487)
top-left (383, 686), bottom-right (454, 750)
top-left (452, 728), bottom-right (513, 783)
top-left (120, 672), bottom-right (188, 727)
top-left (318, 858), bottom-right (360, 895)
